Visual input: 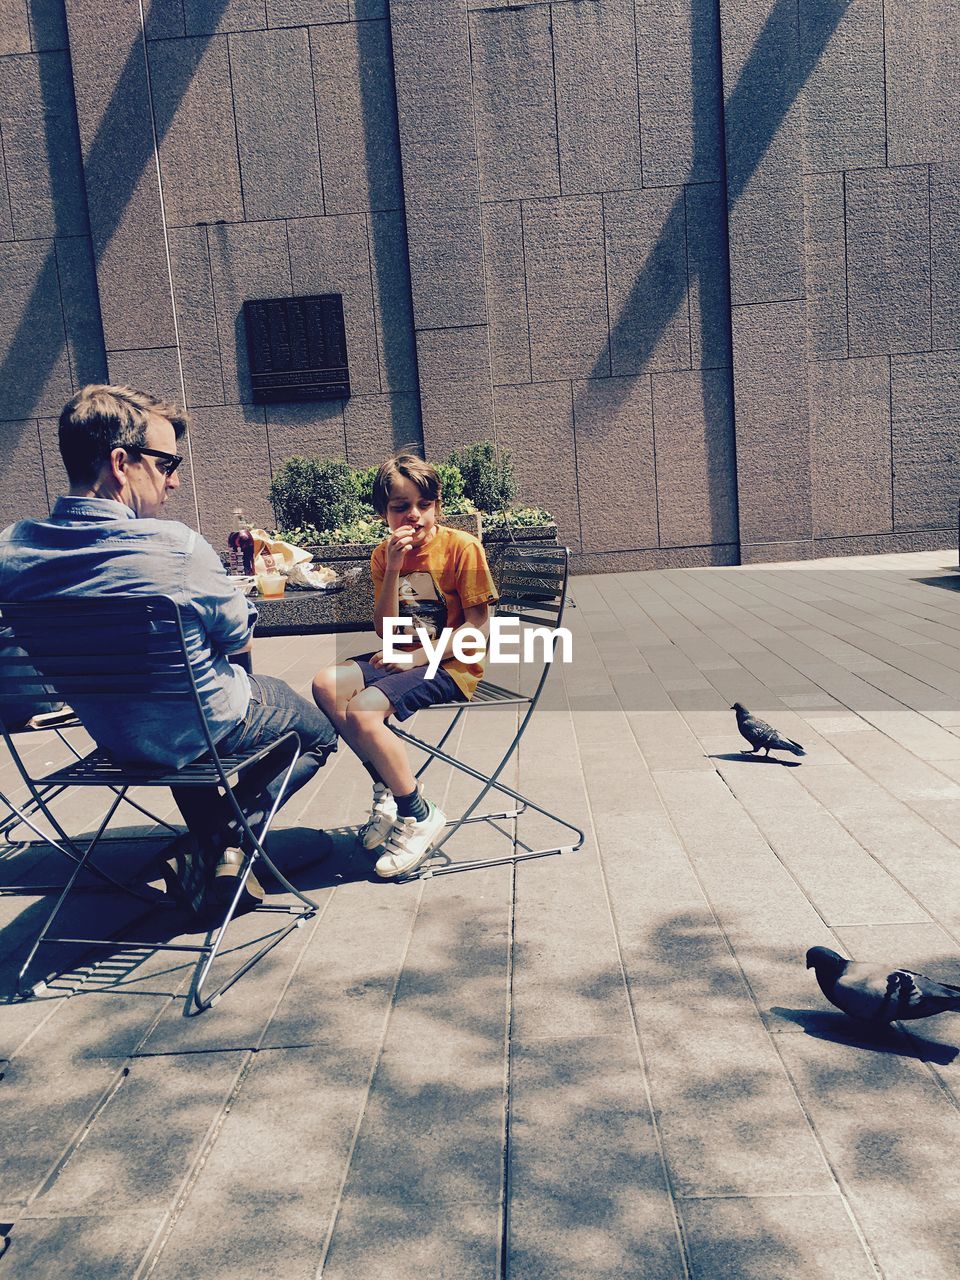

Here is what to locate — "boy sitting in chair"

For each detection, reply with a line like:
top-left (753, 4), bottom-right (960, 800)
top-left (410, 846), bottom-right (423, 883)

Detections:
top-left (311, 453), bottom-right (498, 879)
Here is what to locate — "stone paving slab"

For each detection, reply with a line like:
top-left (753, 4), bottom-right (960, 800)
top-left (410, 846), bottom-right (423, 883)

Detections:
top-left (3, 552), bottom-right (960, 1277)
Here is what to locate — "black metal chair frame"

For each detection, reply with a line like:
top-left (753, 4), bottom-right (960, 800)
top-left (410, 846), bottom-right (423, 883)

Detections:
top-left (0, 596), bottom-right (319, 1012)
top-left (0, 716), bottom-right (181, 892)
top-left (388, 543), bottom-right (585, 880)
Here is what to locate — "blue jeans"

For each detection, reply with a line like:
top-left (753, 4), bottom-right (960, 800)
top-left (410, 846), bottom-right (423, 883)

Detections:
top-left (171, 674), bottom-right (338, 852)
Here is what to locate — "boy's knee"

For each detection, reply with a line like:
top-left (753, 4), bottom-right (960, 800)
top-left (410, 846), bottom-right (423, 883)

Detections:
top-left (311, 666), bottom-right (338, 704)
top-left (344, 688), bottom-right (387, 730)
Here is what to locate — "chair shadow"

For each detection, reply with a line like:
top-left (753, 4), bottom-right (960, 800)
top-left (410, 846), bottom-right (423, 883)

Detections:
top-left (0, 867), bottom-right (191, 1003)
top-left (709, 752), bottom-right (802, 767)
top-left (770, 1006), bottom-right (959, 1064)
top-left (0, 824), bottom-right (383, 1003)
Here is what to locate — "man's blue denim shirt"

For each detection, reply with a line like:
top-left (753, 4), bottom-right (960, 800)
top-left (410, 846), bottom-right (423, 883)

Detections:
top-left (0, 497), bottom-right (257, 767)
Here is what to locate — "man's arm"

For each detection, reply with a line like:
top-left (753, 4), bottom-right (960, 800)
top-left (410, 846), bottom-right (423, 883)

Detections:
top-left (185, 535), bottom-right (257, 653)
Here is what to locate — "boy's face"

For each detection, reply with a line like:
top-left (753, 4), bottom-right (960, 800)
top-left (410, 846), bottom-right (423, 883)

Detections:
top-left (384, 474), bottom-right (438, 548)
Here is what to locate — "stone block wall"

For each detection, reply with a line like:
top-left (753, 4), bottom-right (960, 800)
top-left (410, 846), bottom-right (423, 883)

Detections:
top-left (0, 0), bottom-right (957, 567)
top-left (0, 5), bottom-right (106, 526)
top-left (726, 0), bottom-right (960, 563)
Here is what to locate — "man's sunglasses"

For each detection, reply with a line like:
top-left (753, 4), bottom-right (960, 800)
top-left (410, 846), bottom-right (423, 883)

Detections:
top-left (132, 447), bottom-right (184, 476)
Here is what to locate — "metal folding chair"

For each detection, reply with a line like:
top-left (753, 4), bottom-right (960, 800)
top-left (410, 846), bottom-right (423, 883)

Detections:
top-left (389, 543), bottom-right (585, 879)
top-left (0, 713), bottom-right (180, 866)
top-left (0, 595), bottom-right (319, 1011)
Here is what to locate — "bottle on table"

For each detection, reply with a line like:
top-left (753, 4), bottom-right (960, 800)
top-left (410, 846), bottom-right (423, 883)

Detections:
top-left (228, 508), bottom-right (255, 576)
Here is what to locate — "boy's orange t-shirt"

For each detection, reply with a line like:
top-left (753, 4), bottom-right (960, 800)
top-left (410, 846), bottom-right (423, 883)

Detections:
top-left (370, 525), bottom-right (498, 699)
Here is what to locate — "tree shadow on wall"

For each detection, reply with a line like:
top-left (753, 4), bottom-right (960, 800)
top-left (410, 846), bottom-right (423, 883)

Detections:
top-left (573, 0), bottom-right (853, 550)
top-left (0, 0), bottom-right (234, 453)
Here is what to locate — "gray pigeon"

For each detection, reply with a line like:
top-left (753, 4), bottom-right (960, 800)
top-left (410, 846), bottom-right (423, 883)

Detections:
top-left (806, 946), bottom-right (960, 1023)
top-left (732, 702), bottom-right (805, 757)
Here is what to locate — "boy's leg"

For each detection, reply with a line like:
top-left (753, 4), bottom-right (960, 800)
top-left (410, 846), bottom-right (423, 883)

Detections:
top-left (312, 662), bottom-right (385, 773)
top-left (342, 685), bottom-right (418, 795)
top-left (312, 661), bottom-right (365, 726)
top-left (343, 687), bottom-right (446, 878)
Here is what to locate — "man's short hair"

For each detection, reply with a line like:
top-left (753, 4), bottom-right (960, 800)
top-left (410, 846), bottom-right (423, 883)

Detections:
top-left (58, 384), bottom-right (188, 486)
top-left (371, 452), bottom-right (442, 516)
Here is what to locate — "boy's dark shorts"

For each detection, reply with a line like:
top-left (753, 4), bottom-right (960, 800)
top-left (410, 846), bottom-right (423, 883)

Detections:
top-left (349, 654), bottom-right (466, 721)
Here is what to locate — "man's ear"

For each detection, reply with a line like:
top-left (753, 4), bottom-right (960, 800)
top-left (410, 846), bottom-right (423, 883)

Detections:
top-left (108, 447), bottom-right (130, 487)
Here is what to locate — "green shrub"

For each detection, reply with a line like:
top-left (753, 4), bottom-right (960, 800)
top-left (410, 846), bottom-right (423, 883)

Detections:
top-left (481, 506), bottom-right (553, 534)
top-left (269, 457), bottom-right (362, 532)
top-left (274, 523), bottom-right (325, 549)
top-left (447, 442), bottom-right (517, 513)
top-left (308, 514), bottom-right (388, 546)
top-left (434, 461), bottom-right (466, 512)
top-left (271, 452), bottom-right (493, 547)
top-left (350, 464), bottom-right (380, 510)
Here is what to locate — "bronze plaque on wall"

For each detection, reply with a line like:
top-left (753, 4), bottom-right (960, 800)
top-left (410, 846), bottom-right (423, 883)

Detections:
top-left (243, 295), bottom-right (350, 403)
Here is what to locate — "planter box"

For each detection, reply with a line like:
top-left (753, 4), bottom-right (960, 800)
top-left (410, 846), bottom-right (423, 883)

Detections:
top-left (253, 516), bottom-right (558, 637)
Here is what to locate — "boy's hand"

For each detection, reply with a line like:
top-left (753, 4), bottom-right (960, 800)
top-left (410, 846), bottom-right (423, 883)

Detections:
top-left (385, 526), bottom-right (417, 573)
top-left (370, 647), bottom-right (429, 673)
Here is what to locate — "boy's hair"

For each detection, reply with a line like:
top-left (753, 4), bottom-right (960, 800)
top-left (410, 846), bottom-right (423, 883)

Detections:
top-left (58, 383), bottom-right (189, 485)
top-left (372, 452), bottom-right (442, 516)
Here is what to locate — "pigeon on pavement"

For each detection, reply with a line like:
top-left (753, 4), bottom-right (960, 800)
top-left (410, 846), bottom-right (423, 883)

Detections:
top-left (806, 946), bottom-right (960, 1023)
top-left (732, 702), bottom-right (805, 757)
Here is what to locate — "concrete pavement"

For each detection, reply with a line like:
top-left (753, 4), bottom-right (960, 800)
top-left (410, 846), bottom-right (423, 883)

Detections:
top-left (2, 550), bottom-right (960, 1278)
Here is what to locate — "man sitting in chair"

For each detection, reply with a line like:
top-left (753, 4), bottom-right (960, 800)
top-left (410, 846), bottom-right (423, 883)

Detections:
top-left (0, 384), bottom-right (337, 913)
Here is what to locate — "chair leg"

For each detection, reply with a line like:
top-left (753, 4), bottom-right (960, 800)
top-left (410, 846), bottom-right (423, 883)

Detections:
top-left (0, 784), bottom-right (162, 904)
top-left (13, 738), bottom-right (320, 1012)
top-left (389, 722), bottom-right (585, 879)
top-left (14, 783), bottom-right (138, 995)
top-left (191, 738), bottom-right (320, 1012)
top-left (412, 706), bottom-right (466, 783)
top-left (0, 783), bottom-right (70, 841)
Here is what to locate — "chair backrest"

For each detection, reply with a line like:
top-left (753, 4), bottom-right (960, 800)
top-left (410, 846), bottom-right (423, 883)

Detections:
top-left (0, 623), bottom-right (64, 728)
top-left (490, 545), bottom-right (570, 703)
top-left (494, 544), bottom-right (569, 629)
top-left (0, 596), bottom-right (197, 708)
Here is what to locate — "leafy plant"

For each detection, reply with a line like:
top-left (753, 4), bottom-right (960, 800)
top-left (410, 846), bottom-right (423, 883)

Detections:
top-left (434, 461), bottom-right (466, 511)
top-left (446, 442), bottom-right (517, 513)
top-left (269, 457), bottom-right (362, 532)
top-left (274, 523), bottom-right (324, 548)
top-left (350, 465), bottom-right (380, 510)
top-left (307, 515), bottom-right (388, 546)
top-left (270, 452), bottom-right (500, 549)
top-left (481, 506), bottom-right (553, 534)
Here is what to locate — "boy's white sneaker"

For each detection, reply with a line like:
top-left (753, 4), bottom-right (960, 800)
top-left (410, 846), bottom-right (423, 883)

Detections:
top-left (360, 783), bottom-right (398, 851)
top-left (375, 802), bottom-right (447, 879)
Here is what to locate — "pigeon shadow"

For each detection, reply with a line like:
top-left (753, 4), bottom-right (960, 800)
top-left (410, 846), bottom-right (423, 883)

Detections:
top-left (709, 752), bottom-right (802, 767)
top-left (770, 1006), bottom-right (959, 1065)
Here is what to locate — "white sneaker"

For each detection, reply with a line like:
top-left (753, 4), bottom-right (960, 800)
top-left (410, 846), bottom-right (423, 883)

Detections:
top-left (360, 783), bottom-right (398, 851)
top-left (375, 801), bottom-right (447, 879)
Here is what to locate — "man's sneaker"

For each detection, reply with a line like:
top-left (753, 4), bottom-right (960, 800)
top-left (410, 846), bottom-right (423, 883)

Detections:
top-left (211, 846), bottom-right (264, 911)
top-left (160, 833), bottom-right (211, 915)
top-left (360, 783), bottom-right (398, 851)
top-left (374, 802), bottom-right (447, 879)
